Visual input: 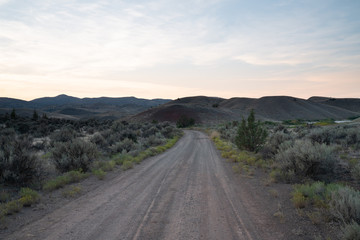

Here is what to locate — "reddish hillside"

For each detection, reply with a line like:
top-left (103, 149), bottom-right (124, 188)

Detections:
top-left (131, 96), bottom-right (360, 123)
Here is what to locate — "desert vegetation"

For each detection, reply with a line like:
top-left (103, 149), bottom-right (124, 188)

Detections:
top-left (211, 113), bottom-right (360, 239)
top-left (0, 113), bottom-right (181, 225)
top-left (176, 115), bottom-right (195, 128)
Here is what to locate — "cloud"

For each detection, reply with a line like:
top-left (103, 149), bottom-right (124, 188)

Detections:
top-left (0, 0), bottom-right (10, 7)
top-left (0, 0), bottom-right (359, 99)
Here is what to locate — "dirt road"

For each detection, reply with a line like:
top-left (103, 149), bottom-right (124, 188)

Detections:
top-left (6, 131), bottom-right (286, 240)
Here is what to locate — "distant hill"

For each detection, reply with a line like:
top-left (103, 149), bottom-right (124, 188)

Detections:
top-left (308, 97), bottom-right (360, 113)
top-left (2, 94), bottom-right (359, 123)
top-left (0, 95), bottom-right (171, 120)
top-left (131, 96), bottom-right (360, 123)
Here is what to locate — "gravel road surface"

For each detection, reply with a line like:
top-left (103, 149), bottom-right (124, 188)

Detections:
top-left (7, 131), bottom-right (284, 240)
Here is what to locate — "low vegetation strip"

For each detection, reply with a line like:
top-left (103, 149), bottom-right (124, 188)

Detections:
top-left (43, 170), bottom-right (90, 192)
top-left (43, 134), bottom-right (182, 191)
top-left (0, 116), bottom-right (182, 228)
top-left (212, 135), bottom-right (268, 176)
top-left (112, 134), bottom-right (182, 171)
top-left (292, 182), bottom-right (360, 239)
top-left (210, 111), bottom-right (360, 239)
top-left (0, 188), bottom-right (40, 223)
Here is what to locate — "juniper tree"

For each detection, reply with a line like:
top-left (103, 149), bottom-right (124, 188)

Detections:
top-left (32, 110), bottom-right (39, 121)
top-left (235, 109), bottom-right (267, 152)
top-left (10, 108), bottom-right (16, 119)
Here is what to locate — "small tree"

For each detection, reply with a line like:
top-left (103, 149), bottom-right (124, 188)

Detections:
top-left (235, 109), bottom-right (267, 152)
top-left (32, 110), bottom-right (39, 121)
top-left (10, 108), bottom-right (17, 119)
top-left (176, 115), bottom-right (195, 128)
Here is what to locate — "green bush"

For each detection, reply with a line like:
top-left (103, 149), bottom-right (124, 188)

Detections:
top-left (52, 139), bottom-right (99, 172)
top-left (0, 191), bottom-right (10, 203)
top-left (235, 110), bottom-right (267, 152)
top-left (19, 188), bottom-right (40, 207)
top-left (292, 191), bottom-right (306, 208)
top-left (274, 139), bottom-right (337, 182)
top-left (121, 160), bottom-right (133, 170)
top-left (112, 153), bottom-right (132, 165)
top-left (93, 160), bottom-right (116, 172)
top-left (176, 115), bottom-right (195, 128)
top-left (92, 169), bottom-right (106, 180)
top-left (4, 200), bottom-right (22, 215)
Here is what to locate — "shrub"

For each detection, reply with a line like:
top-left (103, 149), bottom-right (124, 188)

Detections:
top-left (121, 160), bottom-right (133, 170)
top-left (274, 139), bottom-right (337, 182)
top-left (0, 137), bottom-right (44, 186)
top-left (292, 191), bottom-right (307, 208)
top-left (342, 221), bottom-right (360, 240)
top-left (90, 133), bottom-right (108, 149)
top-left (111, 138), bottom-right (135, 154)
top-left (262, 131), bottom-right (294, 158)
top-left (307, 125), bottom-right (360, 147)
top-left (4, 200), bottom-right (22, 215)
top-left (0, 191), bottom-right (10, 203)
top-left (19, 188), bottom-right (40, 207)
top-left (161, 125), bottom-right (176, 138)
top-left (93, 169), bottom-right (106, 180)
top-left (52, 139), bottom-right (98, 172)
top-left (50, 127), bottom-right (77, 144)
top-left (307, 211), bottom-right (323, 225)
top-left (329, 186), bottom-right (360, 224)
top-left (112, 153), bottom-right (132, 165)
top-left (176, 115), bottom-right (195, 128)
top-left (144, 134), bottom-right (166, 147)
top-left (93, 160), bottom-right (116, 172)
top-left (235, 110), bottom-right (267, 152)
top-left (143, 126), bottom-right (158, 138)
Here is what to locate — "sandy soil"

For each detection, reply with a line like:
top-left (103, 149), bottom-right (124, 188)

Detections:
top-left (1, 131), bottom-right (335, 240)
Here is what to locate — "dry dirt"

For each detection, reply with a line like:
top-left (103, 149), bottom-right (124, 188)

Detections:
top-left (1, 130), bottom-right (336, 240)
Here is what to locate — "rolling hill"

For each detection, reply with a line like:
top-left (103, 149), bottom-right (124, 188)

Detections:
top-left (308, 97), bottom-right (360, 113)
top-left (1, 94), bottom-right (359, 123)
top-left (0, 95), bottom-right (171, 120)
top-left (131, 96), bottom-right (360, 123)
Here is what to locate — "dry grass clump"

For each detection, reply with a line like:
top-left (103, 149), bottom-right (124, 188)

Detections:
top-left (62, 185), bottom-right (82, 198)
top-left (43, 170), bottom-right (89, 191)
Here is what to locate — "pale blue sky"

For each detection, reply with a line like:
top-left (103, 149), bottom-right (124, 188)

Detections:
top-left (0, 0), bottom-right (359, 100)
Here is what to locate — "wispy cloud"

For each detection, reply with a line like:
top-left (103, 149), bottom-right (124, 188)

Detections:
top-left (0, 0), bottom-right (359, 99)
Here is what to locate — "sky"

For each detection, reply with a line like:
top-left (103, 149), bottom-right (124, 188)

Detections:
top-left (0, 0), bottom-right (359, 100)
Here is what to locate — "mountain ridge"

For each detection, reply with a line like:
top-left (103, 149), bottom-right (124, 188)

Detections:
top-left (1, 94), bottom-right (359, 122)
top-left (131, 95), bottom-right (360, 123)
top-left (0, 94), bottom-right (171, 120)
